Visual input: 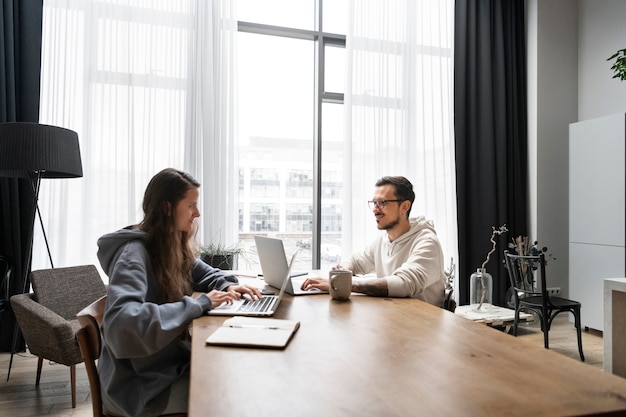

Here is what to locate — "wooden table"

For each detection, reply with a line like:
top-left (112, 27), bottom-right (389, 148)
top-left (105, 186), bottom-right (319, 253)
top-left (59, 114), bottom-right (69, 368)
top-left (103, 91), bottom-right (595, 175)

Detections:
top-left (189, 290), bottom-right (626, 417)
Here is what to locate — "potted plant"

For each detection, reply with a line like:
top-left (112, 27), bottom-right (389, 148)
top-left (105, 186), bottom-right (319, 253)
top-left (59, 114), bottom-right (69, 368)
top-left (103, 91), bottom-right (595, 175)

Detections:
top-left (200, 242), bottom-right (243, 270)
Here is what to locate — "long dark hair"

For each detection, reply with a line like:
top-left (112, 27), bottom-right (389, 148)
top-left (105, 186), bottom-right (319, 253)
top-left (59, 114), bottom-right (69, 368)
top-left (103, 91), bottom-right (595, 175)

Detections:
top-left (139, 168), bottom-right (200, 302)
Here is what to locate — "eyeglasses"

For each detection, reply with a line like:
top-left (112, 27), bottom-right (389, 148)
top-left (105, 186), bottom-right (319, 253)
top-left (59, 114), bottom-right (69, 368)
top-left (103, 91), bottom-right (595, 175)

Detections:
top-left (367, 199), bottom-right (404, 209)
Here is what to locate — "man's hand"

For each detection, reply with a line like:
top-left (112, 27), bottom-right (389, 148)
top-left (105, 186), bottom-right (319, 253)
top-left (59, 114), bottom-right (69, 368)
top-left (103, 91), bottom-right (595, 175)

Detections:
top-left (301, 277), bottom-right (330, 292)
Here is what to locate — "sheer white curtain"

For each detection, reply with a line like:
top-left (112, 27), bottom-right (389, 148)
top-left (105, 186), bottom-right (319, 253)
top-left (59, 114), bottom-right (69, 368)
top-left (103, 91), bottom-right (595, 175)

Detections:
top-left (36, 0), bottom-right (238, 274)
top-left (344, 0), bottom-right (458, 269)
top-left (185, 0), bottom-right (239, 248)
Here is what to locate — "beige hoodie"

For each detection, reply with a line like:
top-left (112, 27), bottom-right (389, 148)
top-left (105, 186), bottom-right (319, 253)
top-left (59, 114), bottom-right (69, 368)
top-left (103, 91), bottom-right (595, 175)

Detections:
top-left (347, 216), bottom-right (445, 306)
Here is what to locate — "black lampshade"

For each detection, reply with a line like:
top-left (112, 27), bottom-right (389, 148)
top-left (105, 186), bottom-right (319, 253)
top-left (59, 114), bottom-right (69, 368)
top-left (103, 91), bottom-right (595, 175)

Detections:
top-left (0, 122), bottom-right (83, 179)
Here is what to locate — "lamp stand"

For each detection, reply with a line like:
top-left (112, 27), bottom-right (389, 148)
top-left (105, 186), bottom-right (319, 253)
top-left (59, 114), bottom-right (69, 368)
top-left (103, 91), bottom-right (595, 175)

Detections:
top-left (6, 173), bottom-right (55, 381)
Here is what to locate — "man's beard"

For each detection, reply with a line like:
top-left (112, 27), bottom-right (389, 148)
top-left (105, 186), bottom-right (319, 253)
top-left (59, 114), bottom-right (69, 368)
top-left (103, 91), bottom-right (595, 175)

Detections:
top-left (377, 217), bottom-right (399, 230)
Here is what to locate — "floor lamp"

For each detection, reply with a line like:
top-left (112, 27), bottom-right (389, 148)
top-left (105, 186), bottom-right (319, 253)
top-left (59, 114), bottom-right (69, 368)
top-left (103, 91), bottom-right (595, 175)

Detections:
top-left (0, 122), bottom-right (83, 380)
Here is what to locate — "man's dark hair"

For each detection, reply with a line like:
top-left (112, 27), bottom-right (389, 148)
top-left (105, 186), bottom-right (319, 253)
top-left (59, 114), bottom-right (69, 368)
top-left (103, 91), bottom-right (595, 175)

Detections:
top-left (375, 176), bottom-right (415, 217)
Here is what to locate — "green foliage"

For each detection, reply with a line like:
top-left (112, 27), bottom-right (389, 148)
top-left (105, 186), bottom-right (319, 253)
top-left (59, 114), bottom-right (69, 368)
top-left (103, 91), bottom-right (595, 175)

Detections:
top-left (200, 243), bottom-right (243, 270)
top-left (607, 48), bottom-right (626, 81)
top-left (200, 242), bottom-right (243, 256)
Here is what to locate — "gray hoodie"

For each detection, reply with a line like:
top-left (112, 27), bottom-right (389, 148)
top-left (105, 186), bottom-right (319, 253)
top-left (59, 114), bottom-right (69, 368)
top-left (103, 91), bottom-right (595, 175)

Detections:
top-left (97, 227), bottom-right (237, 417)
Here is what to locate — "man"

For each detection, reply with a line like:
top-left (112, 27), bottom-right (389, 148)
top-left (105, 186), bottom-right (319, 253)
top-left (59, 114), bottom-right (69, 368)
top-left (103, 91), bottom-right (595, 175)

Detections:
top-left (301, 176), bottom-right (445, 306)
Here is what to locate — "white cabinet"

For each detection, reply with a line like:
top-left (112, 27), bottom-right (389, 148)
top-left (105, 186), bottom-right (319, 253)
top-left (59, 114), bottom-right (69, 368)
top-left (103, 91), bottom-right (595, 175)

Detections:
top-left (569, 113), bottom-right (625, 331)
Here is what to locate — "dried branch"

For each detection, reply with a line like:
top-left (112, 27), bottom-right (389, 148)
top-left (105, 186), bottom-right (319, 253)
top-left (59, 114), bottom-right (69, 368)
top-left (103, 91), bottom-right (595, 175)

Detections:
top-left (481, 224), bottom-right (508, 269)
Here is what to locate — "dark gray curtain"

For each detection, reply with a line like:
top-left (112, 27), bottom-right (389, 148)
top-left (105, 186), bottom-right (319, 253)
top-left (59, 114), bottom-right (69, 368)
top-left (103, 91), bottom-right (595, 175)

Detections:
top-left (0, 0), bottom-right (43, 351)
top-left (454, 0), bottom-right (528, 306)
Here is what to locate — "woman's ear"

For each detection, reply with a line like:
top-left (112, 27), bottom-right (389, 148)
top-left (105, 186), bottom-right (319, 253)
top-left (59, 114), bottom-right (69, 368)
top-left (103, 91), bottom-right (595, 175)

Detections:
top-left (164, 201), bottom-right (172, 216)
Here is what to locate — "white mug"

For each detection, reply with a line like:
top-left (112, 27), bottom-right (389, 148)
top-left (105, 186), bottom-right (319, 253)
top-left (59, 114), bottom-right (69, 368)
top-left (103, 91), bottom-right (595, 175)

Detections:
top-left (329, 270), bottom-right (352, 300)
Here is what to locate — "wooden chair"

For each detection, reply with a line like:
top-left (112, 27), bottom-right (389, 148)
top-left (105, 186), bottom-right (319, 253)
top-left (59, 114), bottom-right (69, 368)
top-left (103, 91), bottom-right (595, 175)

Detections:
top-left (75, 295), bottom-right (107, 417)
top-left (10, 265), bottom-right (106, 407)
top-left (504, 250), bottom-right (585, 361)
top-left (76, 295), bottom-right (186, 417)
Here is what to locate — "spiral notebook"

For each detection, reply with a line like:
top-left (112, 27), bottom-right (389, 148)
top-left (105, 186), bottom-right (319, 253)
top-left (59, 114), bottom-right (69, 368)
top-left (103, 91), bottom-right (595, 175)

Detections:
top-left (205, 316), bottom-right (301, 348)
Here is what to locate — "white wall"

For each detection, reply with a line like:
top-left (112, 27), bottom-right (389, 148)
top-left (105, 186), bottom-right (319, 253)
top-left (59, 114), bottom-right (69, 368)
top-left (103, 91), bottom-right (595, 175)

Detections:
top-left (578, 0), bottom-right (626, 120)
top-left (528, 0), bottom-right (626, 296)
top-left (527, 0), bottom-right (578, 295)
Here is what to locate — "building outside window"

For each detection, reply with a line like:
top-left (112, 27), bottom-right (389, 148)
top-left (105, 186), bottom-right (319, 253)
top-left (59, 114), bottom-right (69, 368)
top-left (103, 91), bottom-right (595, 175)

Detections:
top-left (236, 0), bottom-right (347, 270)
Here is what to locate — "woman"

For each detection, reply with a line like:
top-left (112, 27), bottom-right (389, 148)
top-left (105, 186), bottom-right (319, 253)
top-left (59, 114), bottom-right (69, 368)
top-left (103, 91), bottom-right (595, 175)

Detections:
top-left (97, 168), bottom-right (261, 416)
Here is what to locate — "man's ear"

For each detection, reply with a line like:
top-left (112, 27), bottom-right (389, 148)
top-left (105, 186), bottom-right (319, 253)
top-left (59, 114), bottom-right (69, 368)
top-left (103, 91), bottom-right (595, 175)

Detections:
top-left (401, 200), bottom-right (411, 217)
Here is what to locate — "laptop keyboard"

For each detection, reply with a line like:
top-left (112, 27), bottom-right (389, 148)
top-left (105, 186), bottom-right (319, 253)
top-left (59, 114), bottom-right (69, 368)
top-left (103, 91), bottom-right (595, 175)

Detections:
top-left (240, 296), bottom-right (276, 313)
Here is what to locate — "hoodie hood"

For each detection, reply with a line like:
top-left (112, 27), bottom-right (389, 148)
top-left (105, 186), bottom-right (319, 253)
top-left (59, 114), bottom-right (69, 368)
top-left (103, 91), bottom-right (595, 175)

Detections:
top-left (97, 227), bottom-right (148, 276)
top-left (390, 215), bottom-right (438, 246)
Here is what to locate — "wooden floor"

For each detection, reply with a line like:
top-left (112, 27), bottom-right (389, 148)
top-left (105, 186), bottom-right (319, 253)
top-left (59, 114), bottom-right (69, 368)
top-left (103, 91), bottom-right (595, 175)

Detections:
top-left (0, 315), bottom-right (607, 417)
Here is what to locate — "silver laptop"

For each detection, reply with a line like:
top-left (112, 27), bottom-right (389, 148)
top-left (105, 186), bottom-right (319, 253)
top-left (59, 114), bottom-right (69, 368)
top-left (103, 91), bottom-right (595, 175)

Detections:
top-left (254, 236), bottom-right (327, 296)
top-left (207, 251), bottom-right (298, 316)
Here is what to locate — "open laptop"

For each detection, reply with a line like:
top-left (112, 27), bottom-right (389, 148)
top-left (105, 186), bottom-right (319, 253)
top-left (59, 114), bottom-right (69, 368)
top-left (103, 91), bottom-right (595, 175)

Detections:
top-left (207, 251), bottom-right (298, 316)
top-left (254, 236), bottom-right (328, 296)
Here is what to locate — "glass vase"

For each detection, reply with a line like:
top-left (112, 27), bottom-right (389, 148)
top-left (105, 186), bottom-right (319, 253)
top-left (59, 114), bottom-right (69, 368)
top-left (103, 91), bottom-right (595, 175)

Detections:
top-left (470, 268), bottom-right (493, 311)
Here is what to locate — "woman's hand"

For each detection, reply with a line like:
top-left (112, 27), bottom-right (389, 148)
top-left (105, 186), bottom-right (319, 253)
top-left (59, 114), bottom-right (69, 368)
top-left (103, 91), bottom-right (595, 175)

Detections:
top-left (226, 284), bottom-right (263, 301)
top-left (300, 277), bottom-right (330, 292)
top-left (206, 289), bottom-right (239, 307)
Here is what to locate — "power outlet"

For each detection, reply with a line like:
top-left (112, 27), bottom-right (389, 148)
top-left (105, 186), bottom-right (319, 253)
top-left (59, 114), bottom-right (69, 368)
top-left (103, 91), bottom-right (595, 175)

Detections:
top-left (547, 287), bottom-right (561, 296)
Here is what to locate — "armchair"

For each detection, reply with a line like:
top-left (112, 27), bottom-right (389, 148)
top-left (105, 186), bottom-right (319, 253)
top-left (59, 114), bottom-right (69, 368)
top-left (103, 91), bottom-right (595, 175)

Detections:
top-left (10, 265), bottom-right (106, 407)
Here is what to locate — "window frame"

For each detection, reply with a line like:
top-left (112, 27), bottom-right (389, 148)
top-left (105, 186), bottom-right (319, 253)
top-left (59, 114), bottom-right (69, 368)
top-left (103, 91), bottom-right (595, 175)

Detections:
top-left (237, 13), bottom-right (345, 268)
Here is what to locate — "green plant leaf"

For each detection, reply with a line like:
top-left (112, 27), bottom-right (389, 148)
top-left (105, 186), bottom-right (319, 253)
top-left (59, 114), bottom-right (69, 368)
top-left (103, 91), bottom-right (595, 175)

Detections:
top-left (608, 48), bottom-right (626, 81)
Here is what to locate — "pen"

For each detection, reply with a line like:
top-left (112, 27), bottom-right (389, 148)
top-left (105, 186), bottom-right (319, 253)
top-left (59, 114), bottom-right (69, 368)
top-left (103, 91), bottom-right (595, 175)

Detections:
top-left (235, 273), bottom-right (258, 279)
top-left (228, 324), bottom-right (281, 330)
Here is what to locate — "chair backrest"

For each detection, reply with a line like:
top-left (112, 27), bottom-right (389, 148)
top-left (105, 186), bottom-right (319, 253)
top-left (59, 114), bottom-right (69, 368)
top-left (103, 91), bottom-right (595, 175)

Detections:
top-left (504, 250), bottom-right (548, 304)
top-left (76, 295), bottom-right (107, 417)
top-left (31, 265), bottom-right (106, 320)
top-left (443, 288), bottom-right (456, 312)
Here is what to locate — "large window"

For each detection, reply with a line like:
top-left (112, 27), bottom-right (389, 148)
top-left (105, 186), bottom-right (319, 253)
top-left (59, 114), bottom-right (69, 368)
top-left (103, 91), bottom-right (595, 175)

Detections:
top-left (37, 0), bottom-right (347, 273)
top-left (38, 0), bottom-right (456, 280)
top-left (236, 0), bottom-right (347, 271)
